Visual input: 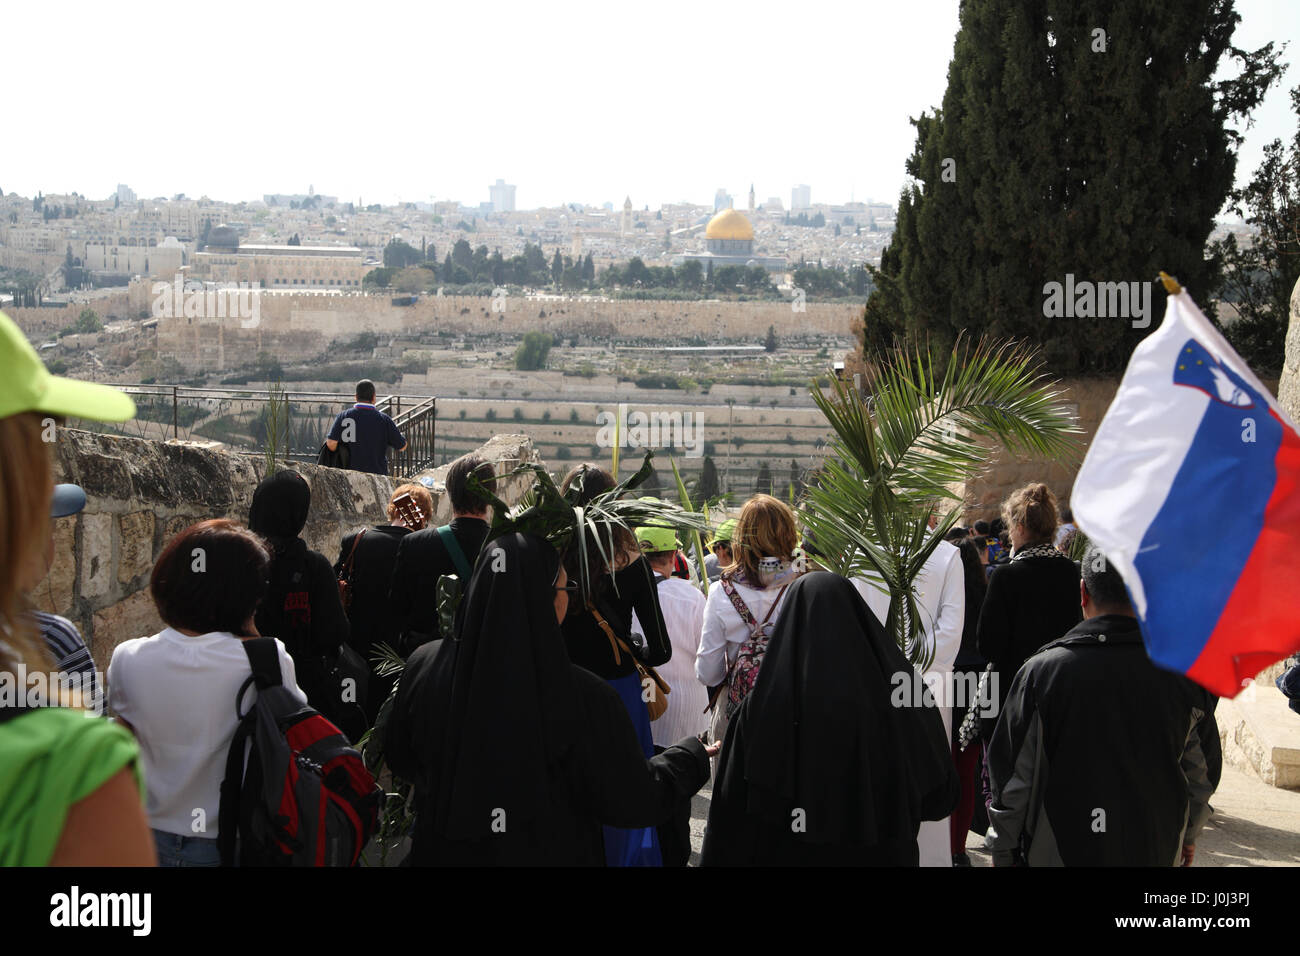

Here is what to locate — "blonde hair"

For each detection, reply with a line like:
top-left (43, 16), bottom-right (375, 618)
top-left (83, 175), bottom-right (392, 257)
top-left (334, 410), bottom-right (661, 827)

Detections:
top-left (725, 494), bottom-right (799, 586)
top-left (387, 483), bottom-right (434, 529)
top-left (1002, 482), bottom-right (1059, 546)
top-left (0, 412), bottom-right (55, 672)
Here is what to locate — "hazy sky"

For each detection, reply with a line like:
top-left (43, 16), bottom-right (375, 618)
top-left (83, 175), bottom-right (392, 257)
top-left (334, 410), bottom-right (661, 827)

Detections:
top-left (7, 0), bottom-right (1297, 210)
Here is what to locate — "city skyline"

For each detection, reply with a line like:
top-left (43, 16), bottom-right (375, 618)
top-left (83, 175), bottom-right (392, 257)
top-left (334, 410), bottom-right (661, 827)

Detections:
top-left (6, 0), bottom-right (1296, 211)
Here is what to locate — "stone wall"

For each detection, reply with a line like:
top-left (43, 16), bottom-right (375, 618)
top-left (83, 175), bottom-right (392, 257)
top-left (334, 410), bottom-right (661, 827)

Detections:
top-left (958, 376), bottom-right (1120, 519)
top-left (31, 429), bottom-right (540, 676)
top-left (143, 289), bottom-right (858, 371)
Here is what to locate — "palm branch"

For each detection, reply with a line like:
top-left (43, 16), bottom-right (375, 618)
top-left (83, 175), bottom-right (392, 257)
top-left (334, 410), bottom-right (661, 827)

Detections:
top-left (802, 335), bottom-right (1081, 665)
top-left (467, 450), bottom-right (709, 599)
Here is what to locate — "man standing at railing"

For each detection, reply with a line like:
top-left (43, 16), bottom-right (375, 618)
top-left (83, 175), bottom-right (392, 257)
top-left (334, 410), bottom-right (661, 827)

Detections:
top-left (324, 379), bottom-right (407, 476)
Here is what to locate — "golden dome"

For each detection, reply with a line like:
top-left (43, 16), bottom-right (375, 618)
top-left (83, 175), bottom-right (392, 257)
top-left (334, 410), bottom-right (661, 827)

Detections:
top-left (705, 208), bottom-right (754, 241)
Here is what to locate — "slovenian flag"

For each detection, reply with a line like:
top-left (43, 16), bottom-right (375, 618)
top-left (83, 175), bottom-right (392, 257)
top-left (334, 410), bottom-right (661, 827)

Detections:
top-left (1072, 285), bottom-right (1300, 697)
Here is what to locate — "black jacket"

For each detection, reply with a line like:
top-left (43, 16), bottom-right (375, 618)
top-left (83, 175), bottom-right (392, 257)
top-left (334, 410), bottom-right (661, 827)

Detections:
top-left (387, 638), bottom-right (710, 866)
top-left (388, 517), bottom-right (490, 652)
top-left (976, 553), bottom-right (1081, 730)
top-left (987, 614), bottom-right (1221, 866)
top-left (561, 556), bottom-right (671, 681)
top-left (336, 524), bottom-right (411, 720)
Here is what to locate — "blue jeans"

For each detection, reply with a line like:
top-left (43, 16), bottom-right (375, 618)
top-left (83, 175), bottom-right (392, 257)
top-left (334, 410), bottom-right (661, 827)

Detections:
top-left (152, 828), bottom-right (222, 867)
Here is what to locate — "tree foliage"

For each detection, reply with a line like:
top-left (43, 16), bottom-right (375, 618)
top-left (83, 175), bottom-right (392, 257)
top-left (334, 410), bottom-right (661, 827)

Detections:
top-left (862, 0), bottom-right (1285, 375)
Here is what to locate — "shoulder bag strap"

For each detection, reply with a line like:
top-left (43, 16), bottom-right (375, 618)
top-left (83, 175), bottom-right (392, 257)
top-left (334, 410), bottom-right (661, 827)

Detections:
top-left (341, 528), bottom-right (366, 580)
top-left (437, 525), bottom-right (473, 581)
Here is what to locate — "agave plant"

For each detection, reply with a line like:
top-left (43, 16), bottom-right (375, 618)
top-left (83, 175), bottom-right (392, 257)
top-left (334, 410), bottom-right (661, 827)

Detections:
top-left (801, 336), bottom-right (1081, 668)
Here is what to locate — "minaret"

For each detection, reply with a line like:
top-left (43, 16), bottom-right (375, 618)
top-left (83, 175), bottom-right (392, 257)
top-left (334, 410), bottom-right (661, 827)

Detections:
top-left (621, 196), bottom-right (632, 236)
top-left (571, 226), bottom-right (582, 260)
top-left (748, 183), bottom-right (755, 215)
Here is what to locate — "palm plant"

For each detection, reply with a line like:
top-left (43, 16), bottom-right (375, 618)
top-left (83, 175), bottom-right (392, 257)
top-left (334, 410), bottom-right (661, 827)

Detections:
top-left (468, 450), bottom-right (710, 599)
top-left (801, 336), bottom-right (1081, 668)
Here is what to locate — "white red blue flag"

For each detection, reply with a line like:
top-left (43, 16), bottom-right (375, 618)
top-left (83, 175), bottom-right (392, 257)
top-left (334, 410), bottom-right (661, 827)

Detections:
top-left (1072, 287), bottom-right (1300, 696)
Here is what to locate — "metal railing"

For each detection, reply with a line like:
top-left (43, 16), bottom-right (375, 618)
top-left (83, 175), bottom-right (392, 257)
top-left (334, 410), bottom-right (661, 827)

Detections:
top-left (68, 384), bottom-right (437, 479)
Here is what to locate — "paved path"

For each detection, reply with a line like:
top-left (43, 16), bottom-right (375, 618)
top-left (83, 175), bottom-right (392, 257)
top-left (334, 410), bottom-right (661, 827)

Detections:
top-left (687, 762), bottom-right (1300, 866)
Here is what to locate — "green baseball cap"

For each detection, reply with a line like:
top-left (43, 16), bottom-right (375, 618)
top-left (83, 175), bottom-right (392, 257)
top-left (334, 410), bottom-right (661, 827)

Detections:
top-left (712, 518), bottom-right (738, 545)
top-left (1, 311), bottom-right (135, 422)
top-left (636, 524), bottom-right (678, 554)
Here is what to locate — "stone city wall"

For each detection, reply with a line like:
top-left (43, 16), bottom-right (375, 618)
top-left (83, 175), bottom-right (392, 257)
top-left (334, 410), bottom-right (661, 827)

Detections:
top-left (142, 289), bottom-right (859, 371)
top-left (31, 428), bottom-right (540, 676)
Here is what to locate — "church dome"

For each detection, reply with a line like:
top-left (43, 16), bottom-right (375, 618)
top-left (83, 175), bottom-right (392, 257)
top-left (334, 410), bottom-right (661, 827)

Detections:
top-left (705, 208), bottom-right (754, 241)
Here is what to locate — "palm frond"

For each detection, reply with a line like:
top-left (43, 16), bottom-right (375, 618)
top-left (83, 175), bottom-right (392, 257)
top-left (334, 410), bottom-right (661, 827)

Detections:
top-left (668, 456), bottom-right (710, 596)
top-left (803, 335), bottom-right (1080, 666)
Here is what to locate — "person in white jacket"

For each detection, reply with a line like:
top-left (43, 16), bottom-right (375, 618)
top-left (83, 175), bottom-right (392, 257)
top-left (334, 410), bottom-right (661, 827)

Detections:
top-left (696, 495), bottom-right (805, 753)
top-left (852, 533), bottom-right (965, 868)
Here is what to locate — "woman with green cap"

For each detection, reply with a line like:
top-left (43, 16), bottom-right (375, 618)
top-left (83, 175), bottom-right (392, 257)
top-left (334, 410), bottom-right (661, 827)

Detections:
top-left (0, 309), bottom-right (155, 865)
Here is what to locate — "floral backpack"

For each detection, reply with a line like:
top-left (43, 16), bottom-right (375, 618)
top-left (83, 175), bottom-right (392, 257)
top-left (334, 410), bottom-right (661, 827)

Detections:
top-left (717, 578), bottom-right (790, 718)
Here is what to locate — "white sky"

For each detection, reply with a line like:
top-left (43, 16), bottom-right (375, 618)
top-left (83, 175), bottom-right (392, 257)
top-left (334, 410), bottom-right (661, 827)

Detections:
top-left (5, 0), bottom-right (1296, 210)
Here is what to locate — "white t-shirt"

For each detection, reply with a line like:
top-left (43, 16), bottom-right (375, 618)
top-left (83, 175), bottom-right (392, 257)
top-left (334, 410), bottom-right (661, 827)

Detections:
top-left (645, 576), bottom-right (708, 747)
top-left (108, 628), bottom-right (308, 838)
top-left (695, 576), bottom-right (794, 688)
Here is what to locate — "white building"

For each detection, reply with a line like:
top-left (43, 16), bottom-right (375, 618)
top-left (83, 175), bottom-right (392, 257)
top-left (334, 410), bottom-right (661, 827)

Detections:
top-left (792, 184), bottom-right (812, 211)
top-left (489, 179), bottom-right (516, 213)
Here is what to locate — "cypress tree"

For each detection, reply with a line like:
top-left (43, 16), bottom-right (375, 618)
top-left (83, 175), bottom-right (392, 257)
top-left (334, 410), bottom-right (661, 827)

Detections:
top-left (863, 0), bottom-right (1284, 375)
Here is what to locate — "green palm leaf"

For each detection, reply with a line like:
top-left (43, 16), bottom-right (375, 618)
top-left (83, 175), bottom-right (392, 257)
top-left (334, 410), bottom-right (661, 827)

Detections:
top-left (803, 335), bottom-right (1080, 664)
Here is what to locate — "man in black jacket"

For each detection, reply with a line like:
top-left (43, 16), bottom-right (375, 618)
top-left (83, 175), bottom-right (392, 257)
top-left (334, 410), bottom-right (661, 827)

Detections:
top-left (389, 455), bottom-right (494, 655)
top-left (987, 546), bottom-right (1221, 866)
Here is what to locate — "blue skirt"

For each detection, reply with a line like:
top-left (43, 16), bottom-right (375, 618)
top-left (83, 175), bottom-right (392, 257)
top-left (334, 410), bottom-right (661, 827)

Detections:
top-left (603, 671), bottom-right (663, 867)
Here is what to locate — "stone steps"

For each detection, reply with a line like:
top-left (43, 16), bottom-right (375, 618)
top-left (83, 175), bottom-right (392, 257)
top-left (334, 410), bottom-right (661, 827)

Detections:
top-left (1218, 681), bottom-right (1300, 790)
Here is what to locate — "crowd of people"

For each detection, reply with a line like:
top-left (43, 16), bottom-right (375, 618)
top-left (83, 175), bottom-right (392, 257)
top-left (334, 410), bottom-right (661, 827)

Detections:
top-left (0, 318), bottom-right (1224, 867)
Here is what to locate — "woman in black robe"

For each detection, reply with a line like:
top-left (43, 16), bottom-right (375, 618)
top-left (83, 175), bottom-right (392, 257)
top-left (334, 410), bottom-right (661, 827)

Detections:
top-left (701, 572), bottom-right (959, 866)
top-left (386, 532), bottom-right (713, 865)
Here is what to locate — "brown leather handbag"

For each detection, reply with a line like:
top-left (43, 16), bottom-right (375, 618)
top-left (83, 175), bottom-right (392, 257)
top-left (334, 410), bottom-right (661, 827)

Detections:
top-left (587, 601), bottom-right (671, 721)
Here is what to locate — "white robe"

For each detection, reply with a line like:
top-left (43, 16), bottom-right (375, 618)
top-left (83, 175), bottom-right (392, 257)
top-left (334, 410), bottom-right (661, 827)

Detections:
top-left (852, 539), bottom-right (965, 867)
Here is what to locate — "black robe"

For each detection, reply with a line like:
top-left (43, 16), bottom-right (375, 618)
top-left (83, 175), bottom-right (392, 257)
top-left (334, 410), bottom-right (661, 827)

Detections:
top-left (385, 532), bottom-right (710, 865)
top-left (701, 572), bottom-right (958, 866)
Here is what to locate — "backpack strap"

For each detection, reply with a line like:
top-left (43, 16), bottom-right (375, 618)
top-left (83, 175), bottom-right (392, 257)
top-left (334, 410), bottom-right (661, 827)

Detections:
top-left (719, 575), bottom-right (759, 638)
top-left (241, 637), bottom-right (283, 691)
top-left (220, 638), bottom-right (281, 868)
top-left (437, 525), bottom-right (473, 582)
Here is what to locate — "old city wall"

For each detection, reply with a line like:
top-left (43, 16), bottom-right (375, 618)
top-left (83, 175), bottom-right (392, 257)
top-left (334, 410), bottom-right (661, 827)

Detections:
top-left (32, 428), bottom-right (539, 676)
top-left (143, 290), bottom-right (859, 371)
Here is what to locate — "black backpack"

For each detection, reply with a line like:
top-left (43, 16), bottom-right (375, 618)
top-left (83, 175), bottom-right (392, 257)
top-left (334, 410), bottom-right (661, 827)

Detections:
top-left (317, 440), bottom-right (351, 469)
top-left (218, 638), bottom-right (382, 866)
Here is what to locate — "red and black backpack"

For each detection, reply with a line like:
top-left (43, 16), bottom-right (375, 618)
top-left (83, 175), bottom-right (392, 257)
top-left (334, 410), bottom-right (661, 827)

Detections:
top-left (218, 638), bottom-right (382, 866)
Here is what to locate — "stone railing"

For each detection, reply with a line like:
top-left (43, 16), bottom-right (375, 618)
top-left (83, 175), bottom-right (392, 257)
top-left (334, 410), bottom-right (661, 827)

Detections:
top-left (31, 428), bottom-right (540, 674)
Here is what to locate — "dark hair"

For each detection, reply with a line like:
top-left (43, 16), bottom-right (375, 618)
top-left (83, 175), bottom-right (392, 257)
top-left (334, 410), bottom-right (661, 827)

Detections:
top-left (446, 454), bottom-right (494, 515)
top-left (559, 463), bottom-right (616, 502)
top-left (988, 517), bottom-right (1005, 536)
top-left (1060, 506), bottom-right (1073, 523)
top-left (1080, 545), bottom-right (1132, 611)
top-left (558, 464), bottom-right (635, 593)
top-left (955, 538), bottom-right (988, 609)
top-left (945, 526), bottom-right (968, 543)
top-left (150, 519), bottom-right (271, 635)
top-left (974, 520), bottom-right (990, 536)
top-left (356, 379), bottom-right (376, 403)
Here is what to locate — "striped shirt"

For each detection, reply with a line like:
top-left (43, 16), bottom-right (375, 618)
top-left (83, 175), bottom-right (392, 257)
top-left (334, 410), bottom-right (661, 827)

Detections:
top-left (34, 611), bottom-right (101, 714)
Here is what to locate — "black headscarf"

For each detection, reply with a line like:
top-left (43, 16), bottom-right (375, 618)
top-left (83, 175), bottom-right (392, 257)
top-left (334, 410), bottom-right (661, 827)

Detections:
top-left (723, 571), bottom-right (957, 848)
top-left (248, 470), bottom-right (311, 544)
top-left (428, 532), bottom-right (582, 840)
